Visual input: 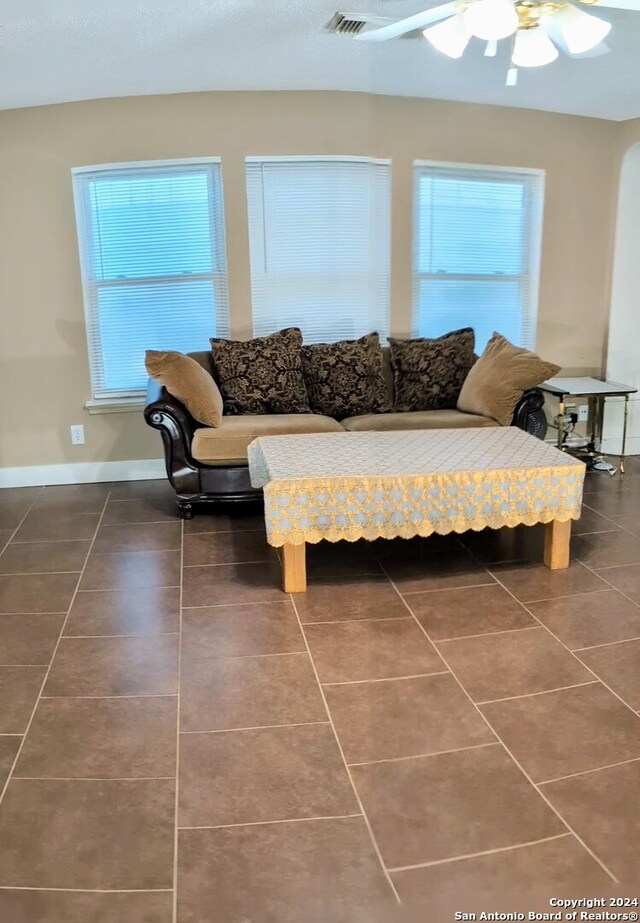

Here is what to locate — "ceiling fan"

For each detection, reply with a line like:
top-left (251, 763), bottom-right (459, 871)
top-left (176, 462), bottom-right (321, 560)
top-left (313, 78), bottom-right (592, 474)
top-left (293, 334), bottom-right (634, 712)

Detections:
top-left (354, 0), bottom-right (636, 84)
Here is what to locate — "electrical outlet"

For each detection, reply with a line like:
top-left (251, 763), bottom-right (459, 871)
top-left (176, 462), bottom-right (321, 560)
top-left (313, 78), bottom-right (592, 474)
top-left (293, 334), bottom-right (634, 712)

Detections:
top-left (578, 405), bottom-right (589, 423)
top-left (70, 424), bottom-right (85, 446)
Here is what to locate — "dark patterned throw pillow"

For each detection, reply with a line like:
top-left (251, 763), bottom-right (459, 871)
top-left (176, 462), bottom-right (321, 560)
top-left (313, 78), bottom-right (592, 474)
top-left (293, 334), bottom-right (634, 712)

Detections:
top-left (210, 327), bottom-right (310, 415)
top-left (301, 333), bottom-right (390, 421)
top-left (389, 328), bottom-right (476, 411)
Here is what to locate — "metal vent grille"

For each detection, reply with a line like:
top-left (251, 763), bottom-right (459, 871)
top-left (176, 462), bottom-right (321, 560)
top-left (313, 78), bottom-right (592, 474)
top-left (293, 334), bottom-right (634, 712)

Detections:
top-left (325, 12), bottom-right (385, 35)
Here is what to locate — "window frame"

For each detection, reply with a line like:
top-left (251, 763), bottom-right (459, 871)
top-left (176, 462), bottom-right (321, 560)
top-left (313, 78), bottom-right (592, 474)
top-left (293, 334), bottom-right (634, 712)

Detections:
top-left (412, 160), bottom-right (545, 349)
top-left (245, 154), bottom-right (392, 344)
top-left (72, 157), bottom-right (230, 408)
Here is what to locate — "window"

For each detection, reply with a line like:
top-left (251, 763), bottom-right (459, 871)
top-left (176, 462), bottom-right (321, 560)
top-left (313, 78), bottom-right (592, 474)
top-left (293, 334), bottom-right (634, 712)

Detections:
top-left (73, 159), bottom-right (230, 404)
top-left (413, 162), bottom-right (544, 351)
top-left (245, 157), bottom-right (391, 343)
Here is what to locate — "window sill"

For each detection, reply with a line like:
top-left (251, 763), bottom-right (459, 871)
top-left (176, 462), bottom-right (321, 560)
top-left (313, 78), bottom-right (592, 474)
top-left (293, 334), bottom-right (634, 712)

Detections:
top-left (85, 399), bottom-right (146, 415)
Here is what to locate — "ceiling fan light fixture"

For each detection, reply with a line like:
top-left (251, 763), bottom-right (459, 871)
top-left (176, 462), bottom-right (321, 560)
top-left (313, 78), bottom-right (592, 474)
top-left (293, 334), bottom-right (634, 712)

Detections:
top-left (511, 24), bottom-right (559, 65)
top-left (464, 0), bottom-right (519, 40)
top-left (550, 3), bottom-right (611, 53)
top-left (423, 12), bottom-right (471, 58)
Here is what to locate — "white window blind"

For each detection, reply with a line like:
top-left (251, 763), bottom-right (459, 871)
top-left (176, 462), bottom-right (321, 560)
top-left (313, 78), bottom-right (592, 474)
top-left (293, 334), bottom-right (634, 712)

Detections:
top-left (413, 163), bottom-right (544, 352)
top-left (246, 157), bottom-right (391, 343)
top-left (73, 159), bottom-right (230, 402)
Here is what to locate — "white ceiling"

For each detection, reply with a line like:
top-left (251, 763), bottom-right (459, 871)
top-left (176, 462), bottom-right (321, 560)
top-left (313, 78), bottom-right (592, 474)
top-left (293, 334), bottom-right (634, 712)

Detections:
top-left (1, 0), bottom-right (639, 120)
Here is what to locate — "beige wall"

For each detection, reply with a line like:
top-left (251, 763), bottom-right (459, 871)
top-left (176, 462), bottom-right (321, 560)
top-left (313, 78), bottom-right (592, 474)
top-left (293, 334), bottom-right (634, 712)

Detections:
top-left (0, 90), bottom-right (620, 469)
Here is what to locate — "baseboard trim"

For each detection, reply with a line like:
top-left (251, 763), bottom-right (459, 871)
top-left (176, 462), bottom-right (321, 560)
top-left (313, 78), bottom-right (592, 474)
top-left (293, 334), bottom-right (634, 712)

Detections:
top-left (0, 458), bottom-right (166, 489)
top-left (600, 436), bottom-right (640, 456)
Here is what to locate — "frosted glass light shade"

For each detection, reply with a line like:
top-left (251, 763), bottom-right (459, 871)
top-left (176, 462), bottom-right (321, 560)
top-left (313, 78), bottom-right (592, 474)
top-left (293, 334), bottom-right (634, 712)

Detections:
top-left (551, 4), bottom-right (611, 54)
top-left (464, 0), bottom-right (518, 40)
top-left (512, 27), bottom-right (559, 66)
top-left (423, 13), bottom-right (471, 58)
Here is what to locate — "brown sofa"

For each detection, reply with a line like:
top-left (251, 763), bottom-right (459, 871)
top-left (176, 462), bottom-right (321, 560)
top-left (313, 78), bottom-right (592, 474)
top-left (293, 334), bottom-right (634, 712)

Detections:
top-left (144, 349), bottom-right (547, 518)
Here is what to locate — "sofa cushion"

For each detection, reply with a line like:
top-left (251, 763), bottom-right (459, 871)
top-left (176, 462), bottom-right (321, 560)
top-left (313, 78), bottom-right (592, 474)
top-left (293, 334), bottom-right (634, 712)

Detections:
top-left (457, 332), bottom-right (560, 426)
top-left (341, 409), bottom-right (499, 432)
top-left (301, 333), bottom-right (390, 420)
top-left (191, 414), bottom-right (343, 466)
top-left (145, 350), bottom-right (223, 427)
top-left (389, 328), bottom-right (476, 412)
top-left (210, 327), bottom-right (310, 415)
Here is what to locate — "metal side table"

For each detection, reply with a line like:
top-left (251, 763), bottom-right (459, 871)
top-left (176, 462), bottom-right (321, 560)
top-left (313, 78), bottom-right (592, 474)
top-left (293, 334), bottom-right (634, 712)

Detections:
top-left (540, 377), bottom-right (637, 474)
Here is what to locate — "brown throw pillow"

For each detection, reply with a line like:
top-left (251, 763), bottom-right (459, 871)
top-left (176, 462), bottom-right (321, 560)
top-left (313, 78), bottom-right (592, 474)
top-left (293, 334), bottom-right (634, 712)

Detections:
top-left (457, 332), bottom-right (561, 426)
top-left (145, 350), bottom-right (223, 427)
top-left (301, 333), bottom-right (390, 421)
top-left (389, 328), bottom-right (476, 411)
top-left (210, 327), bottom-right (310, 415)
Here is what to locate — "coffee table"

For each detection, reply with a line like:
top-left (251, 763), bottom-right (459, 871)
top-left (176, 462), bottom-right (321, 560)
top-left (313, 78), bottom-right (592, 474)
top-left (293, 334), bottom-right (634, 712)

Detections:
top-left (247, 428), bottom-right (586, 593)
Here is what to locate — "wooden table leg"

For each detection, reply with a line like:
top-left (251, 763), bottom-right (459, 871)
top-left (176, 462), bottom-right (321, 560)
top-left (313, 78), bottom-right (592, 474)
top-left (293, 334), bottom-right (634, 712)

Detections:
top-left (544, 519), bottom-right (571, 570)
top-left (282, 543), bottom-right (307, 593)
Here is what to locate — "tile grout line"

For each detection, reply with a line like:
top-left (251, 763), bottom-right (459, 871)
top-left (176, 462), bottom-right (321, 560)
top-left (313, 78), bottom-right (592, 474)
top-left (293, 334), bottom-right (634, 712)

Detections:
top-left (75, 586), bottom-right (181, 594)
top-left (578, 560), bottom-right (640, 613)
top-left (322, 670), bottom-right (450, 687)
top-left (573, 634), bottom-right (640, 652)
top-left (181, 599), bottom-right (293, 610)
top-left (0, 612), bottom-right (78, 617)
top-left (288, 593), bottom-right (402, 905)
top-left (0, 886), bottom-right (174, 893)
top-left (376, 557), bottom-right (620, 886)
top-left (539, 753), bottom-right (640, 786)
top-left (0, 571), bottom-right (85, 577)
top-left (88, 549), bottom-right (182, 558)
top-left (180, 721), bottom-right (331, 735)
top-left (576, 556), bottom-right (640, 572)
top-left (40, 693), bottom-right (177, 700)
top-left (581, 501), bottom-right (640, 536)
top-left (62, 632), bottom-right (180, 640)
top-left (181, 650), bottom-right (308, 663)
top-left (302, 615), bottom-right (413, 626)
top-left (476, 680), bottom-right (599, 706)
top-left (179, 813), bottom-right (364, 831)
top-left (0, 488), bottom-right (110, 812)
top-left (474, 549), bottom-right (640, 878)
top-left (400, 579), bottom-right (496, 597)
top-left (348, 741), bottom-right (500, 768)
top-left (434, 624), bottom-right (542, 644)
top-left (9, 533), bottom-right (101, 547)
top-left (0, 664), bottom-right (64, 669)
top-left (482, 560), bottom-right (640, 723)
top-left (172, 515), bottom-right (184, 923)
top-left (387, 832), bottom-right (572, 874)
top-left (0, 487), bottom-right (45, 549)
top-left (12, 776), bottom-right (176, 782)
top-left (580, 503), bottom-right (623, 525)
top-left (519, 587), bottom-right (632, 606)
top-left (184, 531), bottom-right (267, 537)
top-left (182, 558), bottom-right (276, 570)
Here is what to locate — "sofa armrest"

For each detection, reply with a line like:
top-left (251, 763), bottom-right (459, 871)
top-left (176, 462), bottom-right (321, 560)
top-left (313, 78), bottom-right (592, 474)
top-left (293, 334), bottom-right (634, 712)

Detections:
top-left (144, 380), bottom-right (200, 497)
top-left (511, 387), bottom-right (546, 436)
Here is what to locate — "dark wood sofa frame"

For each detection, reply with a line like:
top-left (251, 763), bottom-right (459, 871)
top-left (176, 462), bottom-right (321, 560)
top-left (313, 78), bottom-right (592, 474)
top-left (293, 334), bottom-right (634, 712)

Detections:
top-left (144, 379), bottom-right (548, 519)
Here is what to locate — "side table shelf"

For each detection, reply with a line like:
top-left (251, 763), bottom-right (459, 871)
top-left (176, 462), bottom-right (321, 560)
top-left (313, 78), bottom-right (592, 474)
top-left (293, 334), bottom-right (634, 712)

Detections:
top-left (540, 376), bottom-right (637, 474)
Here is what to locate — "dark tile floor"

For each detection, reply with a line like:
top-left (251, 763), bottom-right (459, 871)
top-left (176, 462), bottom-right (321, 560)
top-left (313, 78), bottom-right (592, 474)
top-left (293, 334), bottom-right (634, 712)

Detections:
top-left (1, 466), bottom-right (640, 921)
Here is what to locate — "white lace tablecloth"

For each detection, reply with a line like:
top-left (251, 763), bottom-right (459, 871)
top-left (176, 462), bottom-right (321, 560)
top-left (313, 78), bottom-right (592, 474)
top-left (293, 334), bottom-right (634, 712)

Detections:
top-left (247, 428), bottom-right (585, 547)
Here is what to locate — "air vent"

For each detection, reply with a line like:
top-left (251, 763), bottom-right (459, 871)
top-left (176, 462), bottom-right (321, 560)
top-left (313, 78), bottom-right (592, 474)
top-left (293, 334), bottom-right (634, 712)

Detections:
top-left (325, 12), bottom-right (388, 35)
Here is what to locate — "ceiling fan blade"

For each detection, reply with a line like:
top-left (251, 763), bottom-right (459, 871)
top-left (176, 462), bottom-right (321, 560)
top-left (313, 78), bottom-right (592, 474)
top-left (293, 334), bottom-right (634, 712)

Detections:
top-left (567, 39), bottom-right (611, 56)
top-left (588, 0), bottom-right (640, 10)
top-left (354, 3), bottom-right (459, 41)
